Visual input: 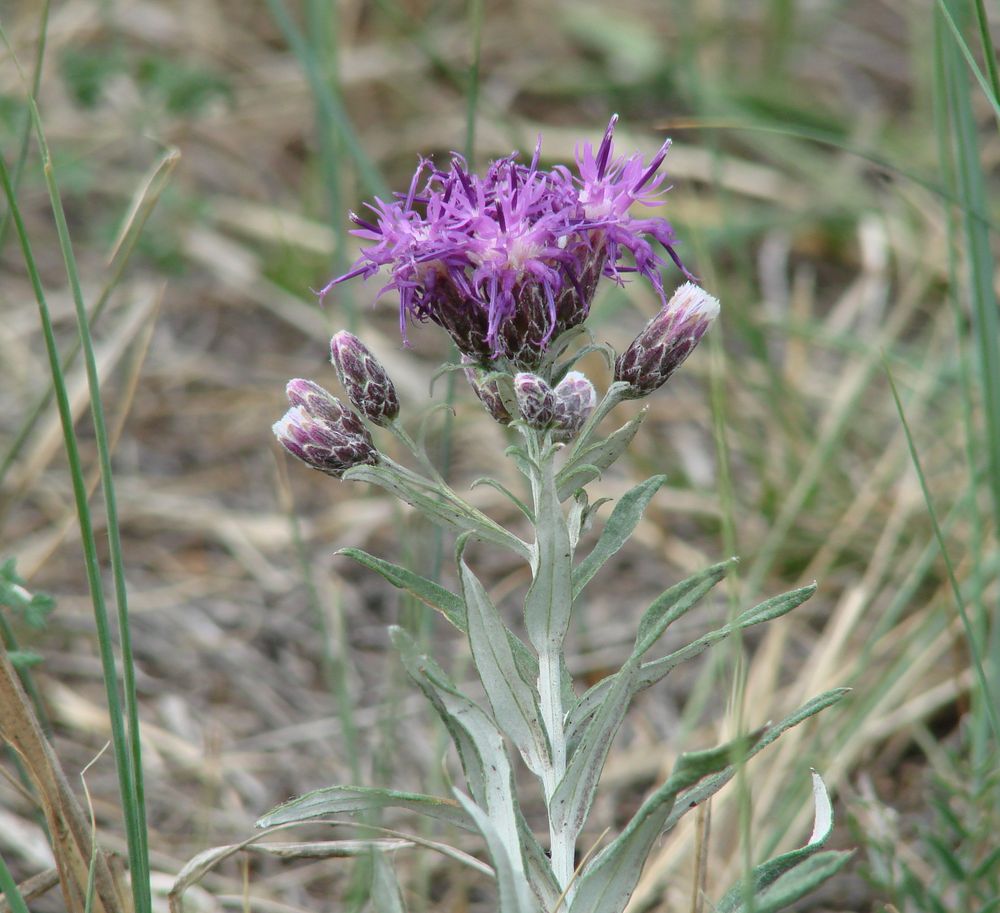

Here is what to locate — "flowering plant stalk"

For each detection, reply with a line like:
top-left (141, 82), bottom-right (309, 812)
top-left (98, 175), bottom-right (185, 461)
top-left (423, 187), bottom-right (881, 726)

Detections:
top-left (265, 118), bottom-right (851, 912)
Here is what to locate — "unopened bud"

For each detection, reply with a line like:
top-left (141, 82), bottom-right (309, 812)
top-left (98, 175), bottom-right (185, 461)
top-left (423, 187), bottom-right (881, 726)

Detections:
top-left (514, 373), bottom-right (557, 429)
top-left (330, 331), bottom-right (400, 425)
top-left (463, 356), bottom-right (513, 425)
top-left (274, 379), bottom-right (378, 477)
top-left (614, 282), bottom-right (719, 398)
top-left (552, 372), bottom-right (596, 441)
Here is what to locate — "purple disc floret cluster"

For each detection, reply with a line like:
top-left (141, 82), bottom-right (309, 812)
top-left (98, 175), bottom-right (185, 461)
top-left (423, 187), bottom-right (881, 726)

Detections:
top-left (321, 115), bottom-right (694, 368)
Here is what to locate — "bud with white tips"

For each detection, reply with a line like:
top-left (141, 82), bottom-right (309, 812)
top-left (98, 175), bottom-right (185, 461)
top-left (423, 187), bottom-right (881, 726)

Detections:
top-left (614, 282), bottom-right (720, 398)
top-left (514, 373), bottom-right (558, 429)
top-left (330, 331), bottom-right (400, 426)
top-left (552, 371), bottom-right (596, 441)
top-left (273, 379), bottom-right (378, 477)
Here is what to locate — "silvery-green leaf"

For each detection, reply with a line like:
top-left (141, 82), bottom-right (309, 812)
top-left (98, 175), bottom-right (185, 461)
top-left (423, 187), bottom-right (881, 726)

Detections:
top-left (632, 583), bottom-right (818, 695)
top-left (256, 785), bottom-right (473, 832)
top-left (550, 658), bottom-right (639, 841)
top-left (661, 689), bottom-right (849, 834)
top-left (724, 851), bottom-right (854, 913)
top-left (460, 558), bottom-right (551, 776)
top-left (714, 770), bottom-right (835, 913)
top-left (370, 850), bottom-right (408, 913)
top-left (633, 559), bottom-right (733, 656)
top-left (734, 583), bottom-right (817, 627)
top-left (568, 734), bottom-right (763, 913)
top-left (556, 409), bottom-right (647, 501)
top-left (390, 627), bottom-right (522, 867)
top-left (470, 477), bottom-right (534, 522)
top-left (453, 790), bottom-right (540, 913)
top-left (346, 464), bottom-right (531, 560)
top-left (524, 458), bottom-right (574, 654)
top-left (336, 548), bottom-right (467, 631)
top-left (572, 476), bottom-right (667, 599)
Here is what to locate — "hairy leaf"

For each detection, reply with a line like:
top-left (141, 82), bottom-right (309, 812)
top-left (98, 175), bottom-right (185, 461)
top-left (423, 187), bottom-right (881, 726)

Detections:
top-left (453, 790), bottom-right (540, 913)
top-left (569, 734), bottom-right (762, 913)
top-left (257, 785), bottom-right (473, 831)
top-left (572, 476), bottom-right (667, 599)
top-left (461, 559), bottom-right (550, 775)
top-left (556, 410), bottom-right (647, 501)
top-left (524, 458), bottom-right (574, 653)
top-left (337, 548), bottom-right (466, 630)
top-left (370, 850), bottom-right (409, 913)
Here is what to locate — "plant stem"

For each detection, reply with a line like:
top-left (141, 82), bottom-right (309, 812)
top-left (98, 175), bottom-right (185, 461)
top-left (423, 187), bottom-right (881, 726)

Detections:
top-left (526, 430), bottom-right (575, 893)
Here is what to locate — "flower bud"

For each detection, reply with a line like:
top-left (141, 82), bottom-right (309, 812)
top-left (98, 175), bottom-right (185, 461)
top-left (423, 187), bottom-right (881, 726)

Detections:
top-left (330, 331), bottom-right (400, 425)
top-left (614, 282), bottom-right (719, 398)
top-left (462, 356), bottom-right (513, 425)
top-left (552, 371), bottom-right (596, 441)
top-left (273, 379), bottom-right (378, 477)
top-left (514, 373), bottom-right (557, 429)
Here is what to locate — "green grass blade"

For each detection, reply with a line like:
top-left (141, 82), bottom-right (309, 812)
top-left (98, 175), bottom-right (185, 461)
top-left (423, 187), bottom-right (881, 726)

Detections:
top-left (264, 0), bottom-right (387, 201)
top-left (935, 0), bottom-right (1000, 126)
top-left (464, 0), bottom-right (485, 164)
top-left (884, 358), bottom-right (1000, 749)
top-left (971, 0), bottom-right (1000, 105)
top-left (0, 148), bottom-right (179, 493)
top-left (0, 0), bottom-right (50, 254)
top-left (5, 103), bottom-right (152, 913)
top-left (0, 852), bottom-right (32, 913)
top-left (938, 1), bottom-right (1000, 542)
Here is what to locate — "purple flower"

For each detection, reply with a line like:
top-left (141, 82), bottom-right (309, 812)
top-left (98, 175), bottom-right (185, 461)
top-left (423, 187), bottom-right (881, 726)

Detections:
top-left (273, 379), bottom-right (378, 477)
top-left (614, 282), bottom-right (720, 398)
top-left (330, 331), bottom-right (400, 425)
top-left (319, 115), bottom-right (692, 368)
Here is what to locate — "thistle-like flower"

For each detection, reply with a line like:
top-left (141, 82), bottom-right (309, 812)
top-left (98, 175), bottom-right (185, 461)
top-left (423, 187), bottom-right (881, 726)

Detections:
top-left (552, 371), bottom-right (596, 440)
top-left (319, 115), bottom-right (692, 368)
top-left (330, 331), bottom-right (400, 426)
top-left (514, 373), bottom-right (557, 428)
top-left (462, 356), bottom-right (514, 425)
top-left (614, 282), bottom-right (720, 398)
top-left (273, 379), bottom-right (378, 477)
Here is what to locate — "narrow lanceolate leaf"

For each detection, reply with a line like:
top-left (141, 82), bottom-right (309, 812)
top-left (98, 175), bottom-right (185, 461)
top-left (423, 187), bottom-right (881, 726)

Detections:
top-left (714, 771), bottom-right (837, 913)
top-left (346, 464), bottom-right (531, 560)
top-left (572, 476), bottom-right (667, 599)
top-left (524, 457), bottom-right (574, 653)
top-left (566, 582), bottom-right (818, 748)
top-left (337, 548), bottom-right (467, 630)
top-left (390, 627), bottom-right (523, 870)
top-left (727, 851), bottom-right (854, 913)
top-left (453, 790), bottom-right (540, 913)
top-left (370, 851), bottom-right (409, 913)
top-left (568, 735), bottom-right (763, 913)
top-left (556, 410), bottom-right (647, 501)
top-left (461, 559), bottom-right (551, 776)
top-left (550, 658), bottom-right (639, 841)
top-left (660, 689), bottom-right (850, 834)
top-left (633, 559), bottom-right (733, 657)
top-left (256, 785), bottom-right (473, 831)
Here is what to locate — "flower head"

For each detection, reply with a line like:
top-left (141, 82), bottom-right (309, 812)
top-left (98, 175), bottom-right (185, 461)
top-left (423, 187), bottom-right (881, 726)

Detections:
top-left (273, 379), bottom-right (378, 477)
top-left (614, 282), bottom-right (720, 398)
top-left (514, 373), bottom-right (558, 428)
top-left (463, 356), bottom-right (514, 425)
top-left (320, 116), bottom-right (692, 368)
top-left (552, 371), bottom-right (596, 440)
top-left (330, 331), bottom-right (400, 425)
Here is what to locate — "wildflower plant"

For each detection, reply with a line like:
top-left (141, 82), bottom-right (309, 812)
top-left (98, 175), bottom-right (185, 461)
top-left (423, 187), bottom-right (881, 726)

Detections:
top-left (266, 118), bottom-right (851, 912)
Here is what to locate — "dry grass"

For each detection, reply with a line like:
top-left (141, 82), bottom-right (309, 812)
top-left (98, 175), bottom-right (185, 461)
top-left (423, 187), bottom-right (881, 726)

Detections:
top-left (1, 1), bottom-right (994, 911)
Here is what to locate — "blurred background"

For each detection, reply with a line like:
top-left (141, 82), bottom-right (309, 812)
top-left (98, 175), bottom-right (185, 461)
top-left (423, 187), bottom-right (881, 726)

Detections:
top-left (1, 1), bottom-right (997, 911)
